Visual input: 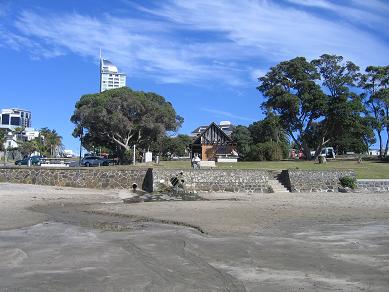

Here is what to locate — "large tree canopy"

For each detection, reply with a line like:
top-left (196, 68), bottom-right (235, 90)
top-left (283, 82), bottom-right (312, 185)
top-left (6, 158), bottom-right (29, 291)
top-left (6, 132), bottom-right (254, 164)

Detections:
top-left (71, 87), bottom-right (183, 162)
top-left (258, 54), bottom-right (379, 158)
top-left (360, 65), bottom-right (389, 157)
top-left (258, 57), bottom-right (327, 159)
top-left (312, 54), bottom-right (371, 154)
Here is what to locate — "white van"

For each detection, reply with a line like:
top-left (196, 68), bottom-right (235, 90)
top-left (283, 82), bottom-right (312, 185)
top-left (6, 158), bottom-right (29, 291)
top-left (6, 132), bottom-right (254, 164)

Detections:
top-left (320, 147), bottom-right (336, 159)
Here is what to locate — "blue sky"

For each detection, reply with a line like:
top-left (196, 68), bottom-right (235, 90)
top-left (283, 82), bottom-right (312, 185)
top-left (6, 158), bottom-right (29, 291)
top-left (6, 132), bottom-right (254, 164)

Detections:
top-left (1, 0), bottom-right (388, 152)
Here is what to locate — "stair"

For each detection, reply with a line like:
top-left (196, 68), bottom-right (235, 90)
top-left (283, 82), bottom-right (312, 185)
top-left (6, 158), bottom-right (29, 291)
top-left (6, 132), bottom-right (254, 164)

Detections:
top-left (268, 170), bottom-right (290, 193)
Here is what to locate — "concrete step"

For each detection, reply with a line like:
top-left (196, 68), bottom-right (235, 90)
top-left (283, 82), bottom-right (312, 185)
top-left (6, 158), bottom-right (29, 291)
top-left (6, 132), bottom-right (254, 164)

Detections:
top-left (268, 179), bottom-right (290, 193)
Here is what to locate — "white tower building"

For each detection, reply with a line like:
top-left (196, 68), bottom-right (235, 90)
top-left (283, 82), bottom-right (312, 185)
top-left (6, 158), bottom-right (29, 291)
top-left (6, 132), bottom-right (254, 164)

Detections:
top-left (99, 54), bottom-right (126, 92)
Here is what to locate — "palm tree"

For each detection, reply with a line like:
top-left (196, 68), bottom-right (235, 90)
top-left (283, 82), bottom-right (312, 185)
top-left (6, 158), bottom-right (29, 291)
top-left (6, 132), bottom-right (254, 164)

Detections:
top-left (39, 128), bottom-right (63, 157)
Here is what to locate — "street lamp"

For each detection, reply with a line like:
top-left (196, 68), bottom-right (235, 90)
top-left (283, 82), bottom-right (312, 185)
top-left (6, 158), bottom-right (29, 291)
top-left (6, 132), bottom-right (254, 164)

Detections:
top-left (3, 131), bottom-right (12, 167)
top-left (133, 144), bottom-right (136, 165)
top-left (78, 127), bottom-right (83, 165)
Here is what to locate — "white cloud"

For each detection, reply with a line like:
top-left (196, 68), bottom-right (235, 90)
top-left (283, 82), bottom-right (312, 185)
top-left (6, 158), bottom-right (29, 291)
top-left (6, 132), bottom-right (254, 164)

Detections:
top-left (250, 69), bottom-right (267, 81)
top-left (146, 0), bottom-right (388, 67)
top-left (2, 0), bottom-right (388, 85)
top-left (286, 0), bottom-right (389, 34)
top-left (10, 10), bottom-right (249, 85)
top-left (0, 27), bottom-right (64, 58)
top-left (202, 108), bottom-right (254, 122)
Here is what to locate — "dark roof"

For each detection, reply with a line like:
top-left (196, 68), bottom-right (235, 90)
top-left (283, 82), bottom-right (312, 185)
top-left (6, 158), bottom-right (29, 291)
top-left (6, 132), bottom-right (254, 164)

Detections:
top-left (193, 122), bottom-right (233, 145)
top-left (191, 125), bottom-right (208, 135)
top-left (191, 123), bottom-right (235, 136)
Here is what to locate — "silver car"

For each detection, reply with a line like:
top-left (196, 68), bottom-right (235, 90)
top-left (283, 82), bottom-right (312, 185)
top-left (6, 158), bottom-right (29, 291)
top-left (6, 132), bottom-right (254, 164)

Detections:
top-left (81, 156), bottom-right (110, 167)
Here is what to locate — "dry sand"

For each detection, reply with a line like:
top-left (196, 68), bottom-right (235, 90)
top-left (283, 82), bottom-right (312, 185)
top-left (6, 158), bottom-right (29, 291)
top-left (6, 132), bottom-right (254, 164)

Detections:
top-left (1, 183), bottom-right (389, 291)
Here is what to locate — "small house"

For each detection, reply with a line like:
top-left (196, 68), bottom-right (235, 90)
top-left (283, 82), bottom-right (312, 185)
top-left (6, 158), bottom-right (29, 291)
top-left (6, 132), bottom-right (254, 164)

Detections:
top-left (190, 122), bottom-right (238, 162)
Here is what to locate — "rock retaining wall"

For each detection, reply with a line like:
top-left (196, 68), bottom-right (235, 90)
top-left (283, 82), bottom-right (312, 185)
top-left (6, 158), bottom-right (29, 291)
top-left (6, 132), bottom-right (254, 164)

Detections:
top-left (1, 167), bottom-right (388, 193)
top-left (357, 179), bottom-right (389, 192)
top-left (153, 169), bottom-right (271, 193)
top-left (287, 170), bottom-right (355, 192)
top-left (0, 167), bottom-right (149, 189)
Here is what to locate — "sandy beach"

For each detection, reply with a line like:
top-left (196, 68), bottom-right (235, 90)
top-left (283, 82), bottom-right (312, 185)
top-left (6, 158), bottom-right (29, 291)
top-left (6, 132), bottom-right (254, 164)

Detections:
top-left (1, 182), bottom-right (389, 291)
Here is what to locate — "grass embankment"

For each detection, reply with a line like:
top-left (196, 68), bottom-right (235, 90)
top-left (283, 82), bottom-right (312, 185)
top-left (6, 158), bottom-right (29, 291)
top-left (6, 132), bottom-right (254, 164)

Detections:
top-left (153, 159), bottom-right (389, 179)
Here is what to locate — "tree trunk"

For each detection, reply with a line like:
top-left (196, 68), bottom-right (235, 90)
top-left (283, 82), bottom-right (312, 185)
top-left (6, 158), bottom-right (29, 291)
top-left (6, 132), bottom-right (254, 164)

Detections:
top-left (384, 129), bottom-right (389, 158)
top-left (313, 136), bottom-right (330, 160)
top-left (377, 131), bottom-right (383, 157)
top-left (302, 140), bottom-right (311, 160)
top-left (117, 148), bottom-right (126, 165)
top-left (385, 106), bottom-right (389, 158)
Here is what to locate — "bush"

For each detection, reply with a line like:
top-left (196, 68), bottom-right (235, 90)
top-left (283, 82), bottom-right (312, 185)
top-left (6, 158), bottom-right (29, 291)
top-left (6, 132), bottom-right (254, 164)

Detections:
top-left (248, 141), bottom-right (286, 161)
top-left (339, 176), bottom-right (357, 189)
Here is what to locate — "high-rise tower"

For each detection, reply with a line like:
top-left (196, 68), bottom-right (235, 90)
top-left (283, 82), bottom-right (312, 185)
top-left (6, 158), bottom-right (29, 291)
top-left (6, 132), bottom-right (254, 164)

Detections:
top-left (99, 53), bottom-right (126, 92)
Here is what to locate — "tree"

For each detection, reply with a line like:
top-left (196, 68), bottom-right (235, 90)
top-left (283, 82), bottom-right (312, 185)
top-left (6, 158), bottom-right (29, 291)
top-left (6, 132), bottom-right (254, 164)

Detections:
top-left (248, 141), bottom-right (285, 161)
top-left (249, 113), bottom-right (288, 144)
top-left (0, 128), bottom-right (7, 151)
top-left (18, 140), bottom-right (39, 157)
top-left (40, 128), bottom-right (63, 157)
top-left (312, 54), bottom-right (370, 154)
top-left (71, 87), bottom-right (183, 163)
top-left (360, 65), bottom-right (389, 157)
top-left (157, 134), bottom-right (192, 159)
top-left (258, 57), bottom-right (327, 159)
top-left (231, 126), bottom-right (252, 160)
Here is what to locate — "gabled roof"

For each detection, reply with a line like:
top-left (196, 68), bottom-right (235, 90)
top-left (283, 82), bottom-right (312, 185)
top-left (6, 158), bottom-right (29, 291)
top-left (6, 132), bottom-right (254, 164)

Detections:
top-left (193, 122), bottom-right (233, 145)
top-left (191, 125), bottom-right (208, 135)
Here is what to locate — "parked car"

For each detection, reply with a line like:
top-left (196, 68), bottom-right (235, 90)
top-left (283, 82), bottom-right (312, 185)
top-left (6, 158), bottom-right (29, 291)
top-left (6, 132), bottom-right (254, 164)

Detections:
top-left (320, 147), bottom-right (336, 159)
top-left (15, 156), bottom-right (42, 166)
top-left (80, 156), bottom-right (110, 167)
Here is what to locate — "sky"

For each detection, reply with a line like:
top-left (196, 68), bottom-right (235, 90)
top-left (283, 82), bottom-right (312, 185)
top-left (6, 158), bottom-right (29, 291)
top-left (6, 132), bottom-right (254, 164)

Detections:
top-left (0, 0), bottom-right (388, 153)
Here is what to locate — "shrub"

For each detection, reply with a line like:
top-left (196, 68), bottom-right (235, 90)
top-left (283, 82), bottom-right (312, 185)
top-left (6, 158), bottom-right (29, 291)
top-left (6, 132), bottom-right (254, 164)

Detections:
top-left (248, 141), bottom-right (286, 161)
top-left (339, 176), bottom-right (357, 189)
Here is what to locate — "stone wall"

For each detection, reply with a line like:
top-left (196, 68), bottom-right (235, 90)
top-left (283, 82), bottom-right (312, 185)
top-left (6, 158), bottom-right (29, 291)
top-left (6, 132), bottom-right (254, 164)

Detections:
top-left (0, 167), bottom-right (149, 189)
top-left (3, 167), bottom-right (387, 194)
top-left (153, 169), bottom-right (271, 193)
top-left (287, 169), bottom-right (355, 192)
top-left (357, 179), bottom-right (389, 192)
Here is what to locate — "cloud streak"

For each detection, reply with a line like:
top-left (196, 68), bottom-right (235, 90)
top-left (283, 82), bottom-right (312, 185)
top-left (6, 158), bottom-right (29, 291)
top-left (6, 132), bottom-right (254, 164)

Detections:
top-left (1, 0), bottom-right (388, 85)
top-left (202, 108), bottom-right (254, 122)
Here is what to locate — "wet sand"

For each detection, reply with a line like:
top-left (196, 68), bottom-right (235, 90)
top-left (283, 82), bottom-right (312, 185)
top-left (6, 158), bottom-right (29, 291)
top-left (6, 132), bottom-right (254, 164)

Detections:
top-left (1, 183), bottom-right (389, 291)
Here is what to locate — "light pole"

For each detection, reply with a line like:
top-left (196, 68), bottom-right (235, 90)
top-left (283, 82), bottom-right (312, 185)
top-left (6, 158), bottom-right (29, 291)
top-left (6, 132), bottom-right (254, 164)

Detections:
top-left (79, 127), bottom-right (83, 165)
top-left (2, 133), bottom-right (5, 167)
top-left (133, 144), bottom-right (136, 165)
top-left (4, 146), bottom-right (7, 167)
top-left (3, 131), bottom-right (11, 167)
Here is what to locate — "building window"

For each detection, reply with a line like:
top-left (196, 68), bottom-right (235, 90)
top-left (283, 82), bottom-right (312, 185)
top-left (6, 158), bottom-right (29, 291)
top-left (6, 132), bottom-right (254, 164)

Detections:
top-left (1, 114), bottom-right (9, 125)
top-left (10, 117), bottom-right (21, 126)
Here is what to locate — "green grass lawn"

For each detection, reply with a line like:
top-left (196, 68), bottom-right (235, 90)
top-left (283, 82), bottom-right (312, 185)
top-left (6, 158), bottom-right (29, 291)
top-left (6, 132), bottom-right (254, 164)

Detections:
top-left (152, 159), bottom-right (389, 179)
